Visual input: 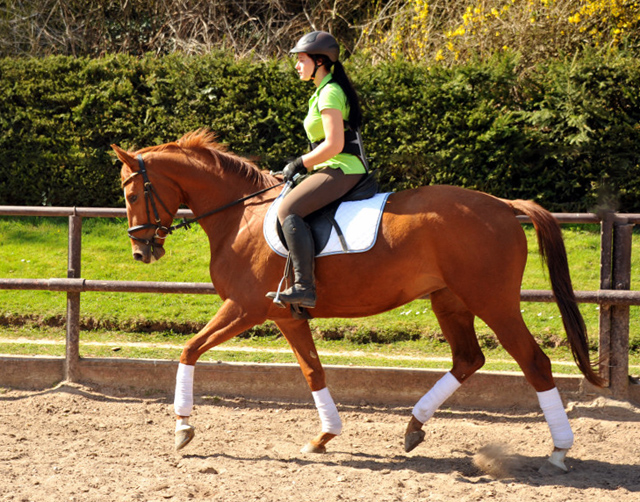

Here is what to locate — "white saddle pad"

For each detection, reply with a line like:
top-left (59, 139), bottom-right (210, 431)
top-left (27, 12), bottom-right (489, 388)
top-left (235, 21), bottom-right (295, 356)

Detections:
top-left (263, 192), bottom-right (391, 258)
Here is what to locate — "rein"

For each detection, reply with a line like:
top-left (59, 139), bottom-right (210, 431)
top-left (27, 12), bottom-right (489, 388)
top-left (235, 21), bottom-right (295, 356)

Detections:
top-left (123, 154), bottom-right (285, 248)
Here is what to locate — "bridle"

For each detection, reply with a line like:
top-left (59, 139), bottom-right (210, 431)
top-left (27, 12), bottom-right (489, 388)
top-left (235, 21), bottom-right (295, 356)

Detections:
top-left (121, 154), bottom-right (285, 250)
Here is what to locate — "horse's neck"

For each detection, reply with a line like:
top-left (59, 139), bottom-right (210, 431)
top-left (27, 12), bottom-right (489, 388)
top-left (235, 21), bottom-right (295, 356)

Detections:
top-left (170, 153), bottom-right (267, 215)
top-left (167, 152), bottom-right (276, 246)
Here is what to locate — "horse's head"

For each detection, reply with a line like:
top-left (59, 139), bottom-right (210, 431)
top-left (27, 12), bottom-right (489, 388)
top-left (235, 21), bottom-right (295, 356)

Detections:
top-left (112, 144), bottom-right (182, 264)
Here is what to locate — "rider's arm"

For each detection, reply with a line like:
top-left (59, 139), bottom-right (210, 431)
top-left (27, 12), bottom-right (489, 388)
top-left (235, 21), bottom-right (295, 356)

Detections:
top-left (300, 108), bottom-right (344, 171)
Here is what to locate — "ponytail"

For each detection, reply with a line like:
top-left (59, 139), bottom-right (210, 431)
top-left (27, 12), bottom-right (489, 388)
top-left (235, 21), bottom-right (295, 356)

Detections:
top-left (313, 55), bottom-right (363, 130)
top-left (331, 61), bottom-right (363, 131)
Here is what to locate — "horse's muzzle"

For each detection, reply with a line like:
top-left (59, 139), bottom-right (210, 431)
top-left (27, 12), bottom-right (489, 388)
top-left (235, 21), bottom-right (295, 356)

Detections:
top-left (132, 242), bottom-right (166, 264)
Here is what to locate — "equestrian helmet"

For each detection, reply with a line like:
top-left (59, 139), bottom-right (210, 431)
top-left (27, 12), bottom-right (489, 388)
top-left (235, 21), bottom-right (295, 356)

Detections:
top-left (290, 31), bottom-right (340, 63)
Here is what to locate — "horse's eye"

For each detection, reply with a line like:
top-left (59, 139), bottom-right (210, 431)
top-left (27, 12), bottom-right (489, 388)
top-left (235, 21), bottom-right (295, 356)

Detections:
top-left (128, 194), bottom-right (139, 203)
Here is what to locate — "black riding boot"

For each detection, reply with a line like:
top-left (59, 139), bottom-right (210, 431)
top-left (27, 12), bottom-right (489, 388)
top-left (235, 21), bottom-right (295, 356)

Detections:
top-left (267, 214), bottom-right (316, 308)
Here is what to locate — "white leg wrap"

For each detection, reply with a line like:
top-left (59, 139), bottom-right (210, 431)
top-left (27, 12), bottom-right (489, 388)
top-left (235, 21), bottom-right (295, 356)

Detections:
top-left (312, 387), bottom-right (342, 435)
top-left (174, 363), bottom-right (195, 417)
top-left (412, 372), bottom-right (461, 424)
top-left (537, 387), bottom-right (574, 450)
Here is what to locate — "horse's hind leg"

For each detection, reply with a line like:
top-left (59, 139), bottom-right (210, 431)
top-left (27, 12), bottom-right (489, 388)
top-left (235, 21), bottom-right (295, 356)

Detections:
top-left (480, 306), bottom-right (573, 471)
top-left (405, 288), bottom-right (485, 452)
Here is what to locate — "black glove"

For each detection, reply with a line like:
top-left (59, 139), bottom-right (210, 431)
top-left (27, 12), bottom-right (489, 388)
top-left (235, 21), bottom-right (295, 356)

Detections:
top-left (282, 157), bottom-right (306, 182)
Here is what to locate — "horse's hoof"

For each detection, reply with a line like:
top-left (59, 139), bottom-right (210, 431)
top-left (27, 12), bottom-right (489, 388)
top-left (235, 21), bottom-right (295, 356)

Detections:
top-left (175, 425), bottom-right (195, 451)
top-left (540, 449), bottom-right (569, 473)
top-left (404, 430), bottom-right (426, 453)
top-left (300, 442), bottom-right (327, 454)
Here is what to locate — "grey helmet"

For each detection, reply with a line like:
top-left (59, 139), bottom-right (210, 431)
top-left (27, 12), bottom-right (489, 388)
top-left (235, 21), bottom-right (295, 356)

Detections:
top-left (290, 31), bottom-right (340, 63)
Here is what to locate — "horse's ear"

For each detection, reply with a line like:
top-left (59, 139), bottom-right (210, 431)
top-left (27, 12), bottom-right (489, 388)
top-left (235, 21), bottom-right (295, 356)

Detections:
top-left (111, 144), bottom-right (136, 168)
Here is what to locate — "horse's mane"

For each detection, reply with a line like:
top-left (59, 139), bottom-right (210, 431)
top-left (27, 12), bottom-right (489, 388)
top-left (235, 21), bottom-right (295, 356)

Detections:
top-left (136, 129), bottom-right (279, 188)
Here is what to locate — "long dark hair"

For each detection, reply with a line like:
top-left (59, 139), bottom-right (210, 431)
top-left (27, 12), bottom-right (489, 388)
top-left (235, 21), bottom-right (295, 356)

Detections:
top-left (313, 55), bottom-right (362, 130)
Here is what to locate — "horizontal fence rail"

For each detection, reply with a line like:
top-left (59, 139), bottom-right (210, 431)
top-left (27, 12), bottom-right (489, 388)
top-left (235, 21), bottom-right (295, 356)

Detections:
top-left (0, 278), bottom-right (217, 294)
top-left (2, 205), bottom-right (639, 224)
top-left (1, 278), bottom-right (640, 306)
top-left (0, 206), bottom-right (637, 399)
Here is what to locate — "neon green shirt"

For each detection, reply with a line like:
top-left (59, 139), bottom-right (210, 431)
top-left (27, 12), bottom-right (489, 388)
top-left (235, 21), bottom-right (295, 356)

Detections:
top-left (303, 74), bottom-right (366, 174)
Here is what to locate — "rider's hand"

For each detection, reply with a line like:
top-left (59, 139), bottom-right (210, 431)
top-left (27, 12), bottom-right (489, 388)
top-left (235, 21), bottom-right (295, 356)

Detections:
top-left (282, 157), bottom-right (306, 182)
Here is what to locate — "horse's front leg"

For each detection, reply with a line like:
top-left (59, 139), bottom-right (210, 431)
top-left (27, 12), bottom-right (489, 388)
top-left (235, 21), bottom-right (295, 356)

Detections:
top-left (174, 300), bottom-right (263, 451)
top-left (275, 318), bottom-right (341, 454)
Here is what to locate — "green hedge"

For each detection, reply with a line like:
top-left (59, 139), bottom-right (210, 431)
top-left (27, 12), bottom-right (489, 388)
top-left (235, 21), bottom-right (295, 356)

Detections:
top-left (0, 53), bottom-right (308, 207)
top-left (2, 50), bottom-right (640, 211)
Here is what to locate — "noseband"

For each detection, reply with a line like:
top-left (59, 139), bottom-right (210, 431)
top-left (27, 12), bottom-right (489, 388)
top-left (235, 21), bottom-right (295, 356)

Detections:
top-left (122, 154), bottom-right (285, 249)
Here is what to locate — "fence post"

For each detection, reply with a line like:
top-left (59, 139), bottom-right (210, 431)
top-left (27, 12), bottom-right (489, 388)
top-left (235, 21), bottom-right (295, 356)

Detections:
top-left (609, 218), bottom-right (633, 399)
top-left (598, 211), bottom-right (614, 386)
top-left (65, 212), bottom-right (82, 382)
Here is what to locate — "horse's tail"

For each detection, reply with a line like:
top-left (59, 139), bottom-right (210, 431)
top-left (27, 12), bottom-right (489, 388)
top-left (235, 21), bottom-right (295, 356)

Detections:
top-left (505, 199), bottom-right (605, 387)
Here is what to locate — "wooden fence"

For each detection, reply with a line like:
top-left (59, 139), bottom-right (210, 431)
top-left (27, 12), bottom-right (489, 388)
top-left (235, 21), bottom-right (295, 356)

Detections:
top-left (0, 206), bottom-right (638, 400)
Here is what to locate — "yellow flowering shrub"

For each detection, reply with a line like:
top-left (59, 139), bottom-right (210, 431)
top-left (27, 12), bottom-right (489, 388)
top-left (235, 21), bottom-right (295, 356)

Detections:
top-left (363, 0), bottom-right (441, 60)
top-left (364, 0), bottom-right (640, 65)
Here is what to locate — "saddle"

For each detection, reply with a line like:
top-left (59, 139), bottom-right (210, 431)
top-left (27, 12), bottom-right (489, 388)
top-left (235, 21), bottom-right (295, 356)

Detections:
top-left (275, 172), bottom-right (380, 254)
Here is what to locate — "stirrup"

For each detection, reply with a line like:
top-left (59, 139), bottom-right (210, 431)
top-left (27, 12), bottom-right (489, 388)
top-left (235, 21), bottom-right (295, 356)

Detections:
top-left (267, 254), bottom-right (293, 308)
top-left (267, 274), bottom-right (289, 308)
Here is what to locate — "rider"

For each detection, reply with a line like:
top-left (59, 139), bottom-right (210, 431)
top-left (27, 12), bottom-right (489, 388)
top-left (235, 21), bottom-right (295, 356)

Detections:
top-left (266, 31), bottom-right (367, 309)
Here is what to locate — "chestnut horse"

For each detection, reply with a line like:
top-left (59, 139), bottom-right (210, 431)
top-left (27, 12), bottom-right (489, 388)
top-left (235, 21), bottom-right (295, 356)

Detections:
top-left (112, 130), bottom-right (602, 471)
